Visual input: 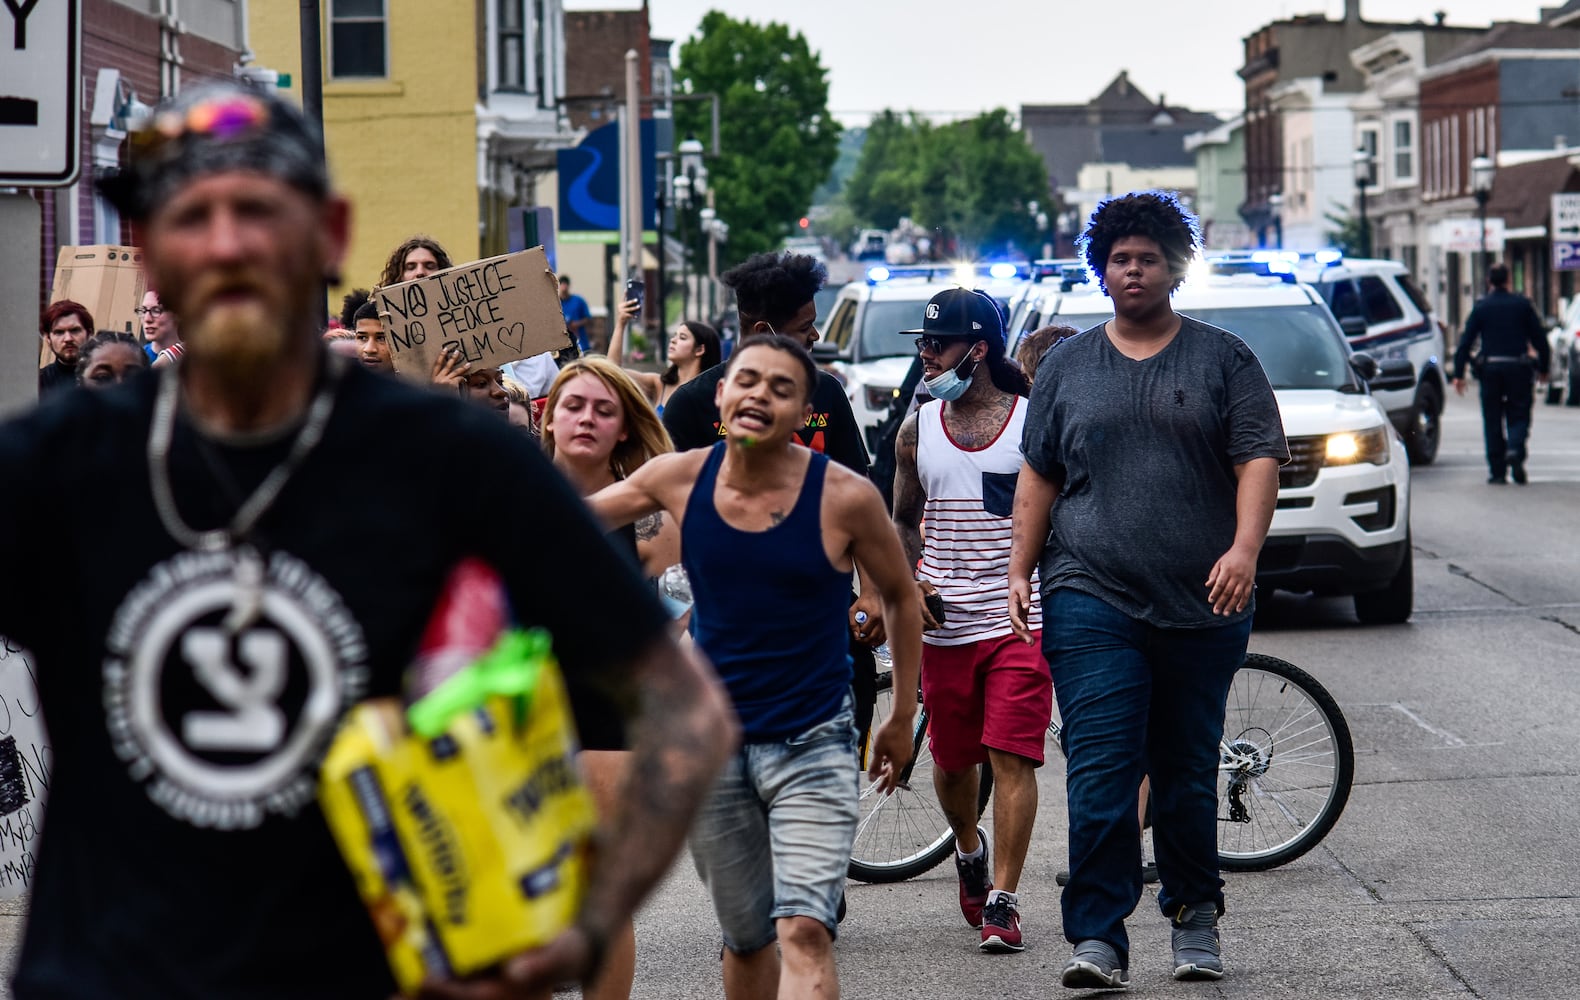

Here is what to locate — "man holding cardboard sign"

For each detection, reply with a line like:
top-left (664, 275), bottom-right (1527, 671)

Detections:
top-left (0, 82), bottom-right (733, 999)
top-left (372, 247), bottom-right (571, 382)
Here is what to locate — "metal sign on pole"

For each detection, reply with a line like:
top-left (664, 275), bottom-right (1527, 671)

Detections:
top-left (1552, 193), bottom-right (1580, 272)
top-left (0, 0), bottom-right (82, 185)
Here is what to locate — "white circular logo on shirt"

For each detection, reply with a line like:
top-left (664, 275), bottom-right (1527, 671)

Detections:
top-left (102, 548), bottom-right (370, 829)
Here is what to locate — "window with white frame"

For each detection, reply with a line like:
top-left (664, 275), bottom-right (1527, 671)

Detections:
top-left (498, 0), bottom-right (525, 90)
top-left (1392, 117), bottom-right (1415, 185)
top-left (329, 0), bottom-right (387, 79)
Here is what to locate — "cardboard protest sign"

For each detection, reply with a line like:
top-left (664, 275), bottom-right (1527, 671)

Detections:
top-left (43, 245), bottom-right (147, 365)
top-left (0, 639), bottom-right (49, 899)
top-left (373, 246), bottom-right (570, 381)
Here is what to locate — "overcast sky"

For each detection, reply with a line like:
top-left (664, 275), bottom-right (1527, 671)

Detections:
top-left (567, 0), bottom-right (1557, 123)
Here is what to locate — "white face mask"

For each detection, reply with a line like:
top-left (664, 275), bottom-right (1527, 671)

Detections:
top-left (923, 351), bottom-right (980, 401)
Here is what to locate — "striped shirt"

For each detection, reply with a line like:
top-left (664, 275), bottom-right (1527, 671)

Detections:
top-left (916, 397), bottom-right (1042, 646)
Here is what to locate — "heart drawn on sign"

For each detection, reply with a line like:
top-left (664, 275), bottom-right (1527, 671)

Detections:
top-left (498, 322), bottom-right (528, 356)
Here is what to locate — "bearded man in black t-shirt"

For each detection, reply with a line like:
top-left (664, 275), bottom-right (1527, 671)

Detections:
top-left (0, 82), bottom-right (734, 1000)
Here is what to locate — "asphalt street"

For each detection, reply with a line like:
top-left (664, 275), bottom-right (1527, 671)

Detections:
top-left (621, 386), bottom-right (1580, 1000)
top-left (2, 386), bottom-right (1576, 998)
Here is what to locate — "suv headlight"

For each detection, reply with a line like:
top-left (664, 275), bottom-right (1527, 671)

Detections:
top-left (1324, 425), bottom-right (1391, 466)
top-left (864, 384), bottom-right (900, 411)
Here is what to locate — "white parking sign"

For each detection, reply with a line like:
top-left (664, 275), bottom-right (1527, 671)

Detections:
top-left (0, 0), bottom-right (81, 185)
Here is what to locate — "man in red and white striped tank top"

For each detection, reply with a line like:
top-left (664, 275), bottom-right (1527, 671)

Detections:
top-left (892, 288), bottom-right (1050, 955)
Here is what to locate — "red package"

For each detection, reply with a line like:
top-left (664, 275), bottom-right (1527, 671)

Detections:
top-left (407, 558), bottom-right (508, 700)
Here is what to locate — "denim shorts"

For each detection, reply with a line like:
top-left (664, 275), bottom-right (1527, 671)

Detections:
top-left (687, 696), bottom-right (859, 953)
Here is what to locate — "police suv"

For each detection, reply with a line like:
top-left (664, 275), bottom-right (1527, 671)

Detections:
top-left (1010, 268), bottom-right (1415, 624)
top-left (1285, 255), bottom-right (1446, 465)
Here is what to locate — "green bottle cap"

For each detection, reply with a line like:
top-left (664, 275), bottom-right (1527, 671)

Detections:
top-left (407, 628), bottom-right (552, 738)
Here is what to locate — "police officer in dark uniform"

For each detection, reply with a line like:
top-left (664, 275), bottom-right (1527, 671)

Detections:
top-left (1452, 264), bottom-right (1550, 484)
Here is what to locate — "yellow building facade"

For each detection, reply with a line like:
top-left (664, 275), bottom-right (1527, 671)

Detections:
top-left (246, 1), bottom-right (481, 304)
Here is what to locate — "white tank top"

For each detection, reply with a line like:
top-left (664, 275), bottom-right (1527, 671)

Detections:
top-left (916, 396), bottom-right (1042, 646)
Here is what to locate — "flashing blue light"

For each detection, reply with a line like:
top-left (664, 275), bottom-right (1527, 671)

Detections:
top-left (1314, 249), bottom-right (1343, 265)
top-left (1250, 250), bottom-right (1276, 264)
top-left (988, 262), bottom-right (1019, 280)
top-left (867, 266), bottom-right (891, 283)
top-left (1267, 259), bottom-right (1294, 275)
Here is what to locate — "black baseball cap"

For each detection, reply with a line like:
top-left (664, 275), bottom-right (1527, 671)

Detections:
top-left (904, 287), bottom-right (1005, 349)
top-left (97, 81), bottom-right (330, 221)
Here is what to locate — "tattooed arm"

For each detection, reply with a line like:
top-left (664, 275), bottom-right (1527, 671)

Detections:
top-left (890, 411), bottom-right (943, 633)
top-left (891, 411), bottom-right (925, 569)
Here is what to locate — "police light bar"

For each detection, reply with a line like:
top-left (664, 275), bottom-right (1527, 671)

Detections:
top-left (866, 262), bottom-right (1030, 285)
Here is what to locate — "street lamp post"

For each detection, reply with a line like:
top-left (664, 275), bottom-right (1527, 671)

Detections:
top-left (1353, 148), bottom-right (1374, 258)
top-left (1471, 152), bottom-right (1496, 290)
top-left (678, 135), bottom-right (706, 321)
top-left (1268, 190), bottom-right (1284, 249)
top-left (672, 173), bottom-right (692, 319)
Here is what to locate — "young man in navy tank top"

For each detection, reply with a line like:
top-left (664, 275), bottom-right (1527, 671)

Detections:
top-left (592, 335), bottom-right (923, 1000)
top-left (892, 288), bottom-right (1048, 954)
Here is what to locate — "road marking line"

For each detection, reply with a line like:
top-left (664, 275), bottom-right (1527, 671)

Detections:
top-left (1388, 703), bottom-right (1466, 747)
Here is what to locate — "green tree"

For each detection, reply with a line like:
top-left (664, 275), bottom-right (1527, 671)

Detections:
top-left (674, 12), bottom-right (840, 261)
top-left (1324, 205), bottom-right (1368, 257)
top-left (843, 109), bottom-right (1051, 258)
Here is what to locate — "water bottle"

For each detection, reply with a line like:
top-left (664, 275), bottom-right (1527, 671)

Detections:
top-left (657, 564), bottom-right (693, 619)
top-left (854, 611), bottom-right (892, 669)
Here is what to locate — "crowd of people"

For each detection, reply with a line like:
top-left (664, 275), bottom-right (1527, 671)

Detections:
top-left (12, 81), bottom-right (1305, 999)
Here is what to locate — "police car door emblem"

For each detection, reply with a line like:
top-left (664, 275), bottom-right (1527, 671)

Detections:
top-left (103, 548), bottom-right (370, 829)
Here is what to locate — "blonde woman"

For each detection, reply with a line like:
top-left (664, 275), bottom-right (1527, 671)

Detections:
top-left (540, 356), bottom-right (679, 1000)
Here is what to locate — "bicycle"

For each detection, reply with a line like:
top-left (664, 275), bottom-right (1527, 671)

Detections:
top-left (849, 651), bottom-right (1354, 882)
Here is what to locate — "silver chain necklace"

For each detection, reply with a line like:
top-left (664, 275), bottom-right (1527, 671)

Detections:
top-left (147, 355), bottom-right (345, 631)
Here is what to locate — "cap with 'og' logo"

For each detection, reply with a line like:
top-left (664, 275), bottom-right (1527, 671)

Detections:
top-left (905, 287), bottom-right (1005, 348)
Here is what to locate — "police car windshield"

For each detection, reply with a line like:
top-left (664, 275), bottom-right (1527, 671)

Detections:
top-left (859, 299), bottom-right (937, 359)
top-left (1183, 306), bottom-right (1357, 391)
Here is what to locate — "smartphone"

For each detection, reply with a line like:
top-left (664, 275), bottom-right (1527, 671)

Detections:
top-left (924, 592), bottom-right (947, 626)
top-left (624, 278), bottom-right (645, 310)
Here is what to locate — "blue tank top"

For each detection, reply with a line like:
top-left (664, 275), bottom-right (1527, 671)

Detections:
top-left (682, 443), bottom-right (852, 741)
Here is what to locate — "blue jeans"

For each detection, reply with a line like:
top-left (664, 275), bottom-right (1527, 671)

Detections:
top-left (1042, 588), bottom-right (1250, 967)
top-left (687, 697), bottom-right (859, 953)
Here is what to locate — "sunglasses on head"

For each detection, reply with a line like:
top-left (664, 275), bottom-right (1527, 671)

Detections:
top-left (129, 94), bottom-right (271, 159)
top-left (915, 335), bottom-right (974, 354)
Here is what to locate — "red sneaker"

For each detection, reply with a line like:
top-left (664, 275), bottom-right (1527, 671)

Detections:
top-left (980, 894), bottom-right (1024, 953)
top-left (954, 826), bottom-right (992, 928)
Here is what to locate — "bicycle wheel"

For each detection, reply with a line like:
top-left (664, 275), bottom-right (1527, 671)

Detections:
top-left (848, 671), bottom-right (993, 883)
top-left (1217, 653), bottom-right (1354, 872)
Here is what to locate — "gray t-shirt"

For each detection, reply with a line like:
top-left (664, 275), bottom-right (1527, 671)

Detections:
top-left (1022, 316), bottom-right (1289, 628)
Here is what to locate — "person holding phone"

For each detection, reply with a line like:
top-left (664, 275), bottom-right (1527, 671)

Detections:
top-left (889, 287), bottom-right (1045, 955)
top-left (605, 291), bottom-right (722, 416)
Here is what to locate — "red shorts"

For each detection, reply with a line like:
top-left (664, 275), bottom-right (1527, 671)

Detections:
top-left (921, 631), bottom-right (1051, 770)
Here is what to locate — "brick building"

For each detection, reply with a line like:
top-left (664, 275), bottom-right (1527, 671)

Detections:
top-left (1238, 0), bottom-right (1479, 243)
top-left (562, 6), bottom-right (652, 132)
top-left (24, 0), bottom-right (244, 322)
top-left (1418, 22), bottom-right (1580, 326)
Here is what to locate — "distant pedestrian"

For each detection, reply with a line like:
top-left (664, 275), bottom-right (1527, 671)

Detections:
top-left (1452, 264), bottom-right (1550, 484)
top-left (76, 330), bottom-right (148, 390)
top-left (350, 298), bottom-right (392, 374)
top-left (38, 301), bottom-right (93, 397)
top-left (607, 297), bottom-right (722, 415)
top-left (1008, 191), bottom-right (1287, 989)
top-left (1014, 324), bottom-right (1078, 384)
top-left (891, 287), bottom-right (1044, 953)
top-left (137, 289), bottom-right (180, 362)
top-left (560, 275), bottom-right (593, 353)
top-left (376, 234), bottom-right (451, 289)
